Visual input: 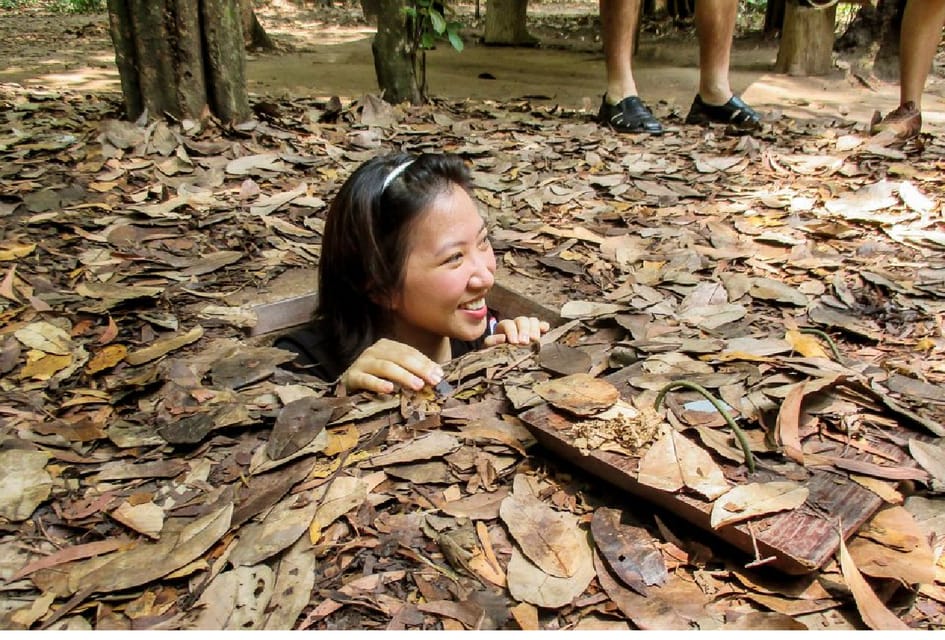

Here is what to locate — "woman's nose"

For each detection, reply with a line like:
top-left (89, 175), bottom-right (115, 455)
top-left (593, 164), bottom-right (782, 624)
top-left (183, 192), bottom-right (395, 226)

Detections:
top-left (470, 248), bottom-right (496, 289)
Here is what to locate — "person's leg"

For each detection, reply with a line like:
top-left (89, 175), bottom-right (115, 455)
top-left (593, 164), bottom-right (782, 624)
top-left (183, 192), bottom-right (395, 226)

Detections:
top-left (600, 0), bottom-right (641, 102)
top-left (685, 0), bottom-right (760, 131)
top-left (873, 0), bottom-right (945, 138)
top-left (695, 0), bottom-right (739, 105)
top-left (597, 0), bottom-right (662, 134)
top-left (899, 0), bottom-right (945, 109)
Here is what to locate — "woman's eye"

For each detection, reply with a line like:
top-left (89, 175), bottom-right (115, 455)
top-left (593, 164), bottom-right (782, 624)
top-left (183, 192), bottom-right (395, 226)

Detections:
top-left (446, 252), bottom-right (463, 265)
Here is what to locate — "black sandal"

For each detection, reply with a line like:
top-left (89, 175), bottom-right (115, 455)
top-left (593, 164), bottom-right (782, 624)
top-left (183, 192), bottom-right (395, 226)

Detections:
top-left (597, 95), bottom-right (664, 135)
top-left (685, 94), bottom-right (761, 132)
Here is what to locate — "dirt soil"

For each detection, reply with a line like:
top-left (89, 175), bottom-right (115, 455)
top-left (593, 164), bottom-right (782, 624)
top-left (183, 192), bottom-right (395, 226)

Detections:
top-left (1, 0), bottom-right (944, 133)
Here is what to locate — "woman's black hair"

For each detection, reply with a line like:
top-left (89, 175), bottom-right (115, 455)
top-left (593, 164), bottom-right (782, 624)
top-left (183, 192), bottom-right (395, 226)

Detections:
top-left (315, 152), bottom-right (474, 371)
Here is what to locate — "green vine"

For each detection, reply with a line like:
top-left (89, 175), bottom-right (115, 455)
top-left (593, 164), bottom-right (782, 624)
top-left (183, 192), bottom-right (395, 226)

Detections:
top-left (798, 327), bottom-right (842, 361)
top-left (654, 380), bottom-right (756, 473)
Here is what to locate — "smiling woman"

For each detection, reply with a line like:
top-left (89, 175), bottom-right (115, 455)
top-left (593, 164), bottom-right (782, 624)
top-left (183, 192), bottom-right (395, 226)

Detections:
top-left (274, 152), bottom-right (550, 394)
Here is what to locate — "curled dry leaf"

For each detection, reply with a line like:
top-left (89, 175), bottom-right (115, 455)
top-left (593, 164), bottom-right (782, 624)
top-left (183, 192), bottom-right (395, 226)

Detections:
top-left (499, 483), bottom-right (586, 578)
top-left (838, 529), bottom-right (910, 630)
top-left (710, 481), bottom-right (809, 529)
top-left (533, 372), bottom-right (619, 417)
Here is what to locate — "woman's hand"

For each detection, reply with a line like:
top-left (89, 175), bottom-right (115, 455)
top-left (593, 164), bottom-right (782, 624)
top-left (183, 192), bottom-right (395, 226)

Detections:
top-left (340, 338), bottom-right (444, 395)
top-left (484, 316), bottom-right (550, 347)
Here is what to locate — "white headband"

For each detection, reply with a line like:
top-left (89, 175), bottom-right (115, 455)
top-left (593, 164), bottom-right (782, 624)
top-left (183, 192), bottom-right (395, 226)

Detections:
top-left (382, 159), bottom-right (415, 192)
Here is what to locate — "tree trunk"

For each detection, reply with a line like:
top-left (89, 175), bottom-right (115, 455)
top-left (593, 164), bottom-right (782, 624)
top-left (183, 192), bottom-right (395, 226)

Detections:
top-left (834, 0), bottom-right (904, 79)
top-left (240, 0), bottom-right (275, 51)
top-left (483, 0), bottom-right (536, 46)
top-left (774, 1), bottom-right (837, 76)
top-left (372, 0), bottom-right (422, 104)
top-left (106, 0), bottom-right (250, 123)
top-left (764, 0), bottom-right (786, 37)
top-left (871, 0), bottom-right (905, 80)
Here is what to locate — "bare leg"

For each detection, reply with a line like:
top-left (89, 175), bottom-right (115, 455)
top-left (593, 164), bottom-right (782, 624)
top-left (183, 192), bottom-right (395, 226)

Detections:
top-left (899, 0), bottom-right (945, 109)
top-left (695, 0), bottom-right (739, 105)
top-left (600, 0), bottom-right (642, 103)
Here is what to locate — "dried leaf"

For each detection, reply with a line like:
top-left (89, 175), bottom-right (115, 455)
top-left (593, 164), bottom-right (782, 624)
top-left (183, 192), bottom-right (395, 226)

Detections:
top-left (366, 431), bottom-right (460, 467)
top-left (229, 492), bottom-right (320, 567)
top-left (125, 326), bottom-right (204, 365)
top-left (559, 300), bottom-right (625, 319)
top-left (590, 507), bottom-right (666, 595)
top-left (506, 540), bottom-right (594, 609)
top-left (637, 428), bottom-right (729, 500)
top-left (14, 321), bottom-right (73, 355)
top-left (908, 439), bottom-right (945, 491)
top-left (85, 344), bottom-right (127, 374)
top-left (0, 449), bottom-right (52, 522)
top-left (499, 481), bottom-right (586, 578)
top-left (838, 528), bottom-right (910, 630)
top-left (533, 373), bottom-right (619, 416)
top-left (263, 536), bottom-right (317, 630)
top-left (710, 482), bottom-right (809, 529)
top-left (110, 500), bottom-right (164, 539)
top-left (78, 503), bottom-right (233, 595)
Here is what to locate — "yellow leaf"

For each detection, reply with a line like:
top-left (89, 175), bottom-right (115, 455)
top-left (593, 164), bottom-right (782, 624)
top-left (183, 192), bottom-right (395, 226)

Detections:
top-left (785, 330), bottom-right (830, 359)
top-left (86, 344), bottom-right (128, 374)
top-left (19, 351), bottom-right (72, 380)
top-left (323, 424), bottom-right (360, 456)
top-left (0, 242), bottom-right (36, 262)
top-left (125, 325), bottom-right (203, 365)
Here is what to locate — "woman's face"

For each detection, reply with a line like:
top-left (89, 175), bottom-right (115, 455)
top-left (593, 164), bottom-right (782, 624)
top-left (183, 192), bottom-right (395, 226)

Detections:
top-left (389, 184), bottom-right (496, 358)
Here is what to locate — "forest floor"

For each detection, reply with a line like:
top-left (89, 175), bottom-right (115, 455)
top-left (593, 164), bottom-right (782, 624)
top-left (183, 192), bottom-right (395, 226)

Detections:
top-left (1, 0), bottom-right (945, 632)
top-left (1, 0), bottom-right (944, 128)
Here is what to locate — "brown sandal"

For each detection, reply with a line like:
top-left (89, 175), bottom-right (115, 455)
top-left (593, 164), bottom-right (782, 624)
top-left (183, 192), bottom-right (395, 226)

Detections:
top-left (870, 101), bottom-right (922, 140)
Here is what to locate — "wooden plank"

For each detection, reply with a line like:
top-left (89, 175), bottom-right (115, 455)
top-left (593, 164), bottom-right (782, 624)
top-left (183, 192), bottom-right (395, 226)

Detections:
top-left (517, 364), bottom-right (922, 575)
top-left (247, 282), bottom-right (563, 337)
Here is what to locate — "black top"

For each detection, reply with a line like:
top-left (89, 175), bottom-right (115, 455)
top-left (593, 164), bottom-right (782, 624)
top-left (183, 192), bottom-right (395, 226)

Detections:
top-left (274, 313), bottom-right (497, 382)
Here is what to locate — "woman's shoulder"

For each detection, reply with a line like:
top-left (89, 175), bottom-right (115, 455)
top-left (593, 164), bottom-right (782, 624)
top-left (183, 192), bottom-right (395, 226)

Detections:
top-left (273, 322), bottom-right (345, 381)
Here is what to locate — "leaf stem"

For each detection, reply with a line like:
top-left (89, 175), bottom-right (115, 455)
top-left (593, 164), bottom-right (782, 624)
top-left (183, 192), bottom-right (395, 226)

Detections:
top-left (654, 380), bottom-right (756, 473)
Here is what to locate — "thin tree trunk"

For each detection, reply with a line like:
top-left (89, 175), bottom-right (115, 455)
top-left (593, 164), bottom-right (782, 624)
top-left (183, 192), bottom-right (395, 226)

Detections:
top-left (203, 0), bottom-right (251, 121)
top-left (241, 0), bottom-right (275, 50)
top-left (130, 0), bottom-right (177, 117)
top-left (106, 0), bottom-right (249, 123)
top-left (775, 1), bottom-right (837, 76)
top-left (106, 0), bottom-right (142, 119)
top-left (372, 0), bottom-right (422, 104)
top-left (175, 0), bottom-right (209, 119)
top-left (483, 0), bottom-right (536, 45)
top-left (764, 0), bottom-right (786, 37)
top-left (833, 0), bottom-right (904, 78)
